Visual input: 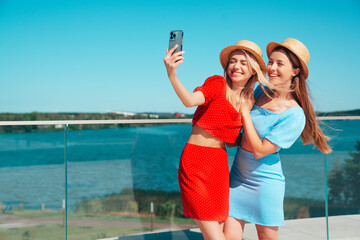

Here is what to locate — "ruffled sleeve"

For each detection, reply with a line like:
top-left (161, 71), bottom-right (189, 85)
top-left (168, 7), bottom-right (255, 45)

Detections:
top-left (193, 75), bottom-right (225, 105)
top-left (264, 108), bottom-right (306, 149)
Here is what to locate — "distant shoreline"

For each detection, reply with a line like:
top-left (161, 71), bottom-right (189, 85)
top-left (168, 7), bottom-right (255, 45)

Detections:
top-left (0, 111), bottom-right (194, 120)
top-left (317, 109), bottom-right (360, 117)
top-left (0, 110), bottom-right (359, 134)
top-left (1, 108), bottom-right (359, 117)
top-left (0, 112), bottom-right (193, 134)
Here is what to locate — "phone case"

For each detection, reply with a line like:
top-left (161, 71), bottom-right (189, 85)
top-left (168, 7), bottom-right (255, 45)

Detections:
top-left (168, 30), bottom-right (183, 54)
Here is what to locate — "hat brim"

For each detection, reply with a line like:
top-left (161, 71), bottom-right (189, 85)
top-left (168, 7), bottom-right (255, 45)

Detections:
top-left (220, 45), bottom-right (267, 74)
top-left (266, 42), bottom-right (309, 79)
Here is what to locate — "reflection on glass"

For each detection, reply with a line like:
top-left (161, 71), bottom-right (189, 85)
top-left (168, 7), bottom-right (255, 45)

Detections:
top-left (66, 126), bottom-right (138, 239)
top-left (1, 119), bottom-right (359, 239)
top-left (326, 120), bottom-right (360, 239)
top-left (281, 143), bottom-right (326, 221)
top-left (66, 124), bottom-right (196, 240)
top-left (130, 124), bottom-right (197, 235)
top-left (326, 120), bottom-right (360, 215)
top-left (0, 126), bottom-right (65, 240)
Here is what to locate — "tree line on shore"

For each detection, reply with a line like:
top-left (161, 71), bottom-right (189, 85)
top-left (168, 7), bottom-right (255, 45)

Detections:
top-left (1, 109), bottom-right (359, 134)
top-left (0, 112), bottom-right (193, 134)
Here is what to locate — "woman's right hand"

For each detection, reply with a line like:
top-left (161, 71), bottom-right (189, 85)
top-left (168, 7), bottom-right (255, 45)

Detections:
top-left (163, 45), bottom-right (185, 79)
top-left (240, 93), bottom-right (255, 114)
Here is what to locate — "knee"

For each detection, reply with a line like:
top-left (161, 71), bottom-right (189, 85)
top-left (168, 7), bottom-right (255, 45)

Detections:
top-left (256, 226), bottom-right (278, 240)
top-left (258, 236), bottom-right (277, 240)
top-left (224, 229), bottom-right (242, 240)
top-left (224, 232), bottom-right (242, 240)
top-left (223, 219), bottom-right (244, 240)
top-left (205, 235), bottom-right (226, 240)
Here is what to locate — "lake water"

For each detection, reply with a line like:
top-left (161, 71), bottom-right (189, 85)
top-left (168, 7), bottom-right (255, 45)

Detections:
top-left (0, 120), bottom-right (359, 210)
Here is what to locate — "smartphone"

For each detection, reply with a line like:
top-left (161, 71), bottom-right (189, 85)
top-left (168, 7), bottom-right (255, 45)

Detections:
top-left (168, 30), bottom-right (183, 54)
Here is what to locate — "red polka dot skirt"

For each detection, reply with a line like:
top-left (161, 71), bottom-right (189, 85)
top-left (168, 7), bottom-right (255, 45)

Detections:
top-left (178, 143), bottom-right (229, 222)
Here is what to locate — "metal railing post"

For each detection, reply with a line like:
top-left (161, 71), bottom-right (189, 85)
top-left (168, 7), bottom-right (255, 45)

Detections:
top-left (325, 154), bottom-right (329, 240)
top-left (64, 124), bottom-right (68, 240)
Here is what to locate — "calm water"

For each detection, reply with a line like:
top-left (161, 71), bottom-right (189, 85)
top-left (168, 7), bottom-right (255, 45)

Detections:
top-left (0, 120), bottom-right (359, 210)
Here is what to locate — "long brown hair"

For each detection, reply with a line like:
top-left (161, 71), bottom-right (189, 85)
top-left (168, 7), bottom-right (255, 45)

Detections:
top-left (273, 46), bottom-right (332, 154)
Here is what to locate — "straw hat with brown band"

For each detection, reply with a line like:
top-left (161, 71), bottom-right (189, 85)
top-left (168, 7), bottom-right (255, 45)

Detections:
top-left (219, 40), bottom-right (267, 74)
top-left (266, 38), bottom-right (310, 79)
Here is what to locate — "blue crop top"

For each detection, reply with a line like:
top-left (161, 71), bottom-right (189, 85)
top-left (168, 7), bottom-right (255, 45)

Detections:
top-left (244, 85), bottom-right (306, 151)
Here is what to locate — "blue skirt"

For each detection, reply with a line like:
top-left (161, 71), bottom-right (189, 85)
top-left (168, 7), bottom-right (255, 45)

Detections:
top-left (229, 147), bottom-right (285, 226)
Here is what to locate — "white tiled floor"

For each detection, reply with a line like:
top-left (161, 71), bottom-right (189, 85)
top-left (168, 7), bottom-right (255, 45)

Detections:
top-left (112, 214), bottom-right (360, 240)
top-left (241, 214), bottom-right (360, 240)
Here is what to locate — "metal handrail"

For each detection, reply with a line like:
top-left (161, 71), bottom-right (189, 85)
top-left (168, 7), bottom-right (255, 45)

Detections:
top-left (0, 116), bottom-right (359, 126)
top-left (0, 119), bottom-right (192, 126)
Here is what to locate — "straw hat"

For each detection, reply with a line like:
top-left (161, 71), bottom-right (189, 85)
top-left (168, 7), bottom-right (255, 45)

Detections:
top-left (219, 40), bottom-right (266, 73)
top-left (266, 38), bottom-right (310, 79)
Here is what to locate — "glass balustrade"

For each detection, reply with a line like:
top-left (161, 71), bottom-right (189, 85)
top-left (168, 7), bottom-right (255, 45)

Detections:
top-left (0, 119), bottom-right (359, 239)
top-left (0, 125), bottom-right (66, 240)
top-left (325, 119), bottom-right (360, 240)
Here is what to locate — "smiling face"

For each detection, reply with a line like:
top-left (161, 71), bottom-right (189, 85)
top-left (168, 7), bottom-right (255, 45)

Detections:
top-left (267, 49), bottom-right (300, 89)
top-left (226, 50), bottom-right (254, 86)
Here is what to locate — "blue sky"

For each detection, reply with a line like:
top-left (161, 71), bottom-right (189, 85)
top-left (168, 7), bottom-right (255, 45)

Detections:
top-left (0, 0), bottom-right (359, 114)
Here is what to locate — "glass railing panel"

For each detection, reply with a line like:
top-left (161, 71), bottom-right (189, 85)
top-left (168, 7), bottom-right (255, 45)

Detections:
top-left (275, 121), bottom-right (332, 238)
top-left (325, 119), bottom-right (360, 239)
top-left (66, 123), bottom-right (196, 240)
top-left (281, 142), bottom-right (326, 222)
top-left (128, 123), bottom-right (197, 238)
top-left (3, 118), bottom-right (357, 239)
top-left (0, 126), bottom-right (66, 240)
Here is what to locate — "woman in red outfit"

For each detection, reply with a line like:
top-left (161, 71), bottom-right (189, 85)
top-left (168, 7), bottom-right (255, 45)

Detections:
top-left (163, 40), bottom-right (268, 240)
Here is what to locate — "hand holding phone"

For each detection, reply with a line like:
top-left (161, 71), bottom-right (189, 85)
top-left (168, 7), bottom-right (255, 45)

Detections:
top-left (164, 30), bottom-right (184, 78)
top-left (168, 30), bottom-right (183, 55)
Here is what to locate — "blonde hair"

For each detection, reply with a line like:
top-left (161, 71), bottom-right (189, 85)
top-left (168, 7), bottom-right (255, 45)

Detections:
top-left (224, 50), bottom-right (270, 111)
top-left (273, 46), bottom-right (332, 154)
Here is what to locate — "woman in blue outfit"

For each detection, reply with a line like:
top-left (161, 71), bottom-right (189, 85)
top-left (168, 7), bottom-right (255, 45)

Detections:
top-left (224, 38), bottom-right (332, 240)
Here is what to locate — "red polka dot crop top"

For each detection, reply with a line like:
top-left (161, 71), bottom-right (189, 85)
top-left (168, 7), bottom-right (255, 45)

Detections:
top-left (192, 75), bottom-right (242, 143)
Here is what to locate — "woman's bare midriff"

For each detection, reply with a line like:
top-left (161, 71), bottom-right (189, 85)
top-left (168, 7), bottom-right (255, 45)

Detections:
top-left (187, 125), bottom-right (225, 148)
